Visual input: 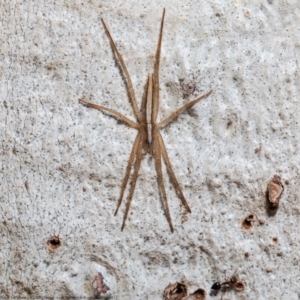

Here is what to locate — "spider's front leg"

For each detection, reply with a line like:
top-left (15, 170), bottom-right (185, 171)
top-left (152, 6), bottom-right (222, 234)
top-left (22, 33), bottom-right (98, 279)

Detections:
top-left (158, 90), bottom-right (213, 128)
top-left (79, 99), bottom-right (139, 129)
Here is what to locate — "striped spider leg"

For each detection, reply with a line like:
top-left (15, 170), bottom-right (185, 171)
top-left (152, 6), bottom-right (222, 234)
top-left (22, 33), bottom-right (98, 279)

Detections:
top-left (79, 9), bottom-right (212, 232)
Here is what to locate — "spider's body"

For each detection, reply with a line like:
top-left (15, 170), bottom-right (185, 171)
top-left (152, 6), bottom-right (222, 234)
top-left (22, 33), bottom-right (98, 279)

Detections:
top-left (80, 9), bottom-right (212, 232)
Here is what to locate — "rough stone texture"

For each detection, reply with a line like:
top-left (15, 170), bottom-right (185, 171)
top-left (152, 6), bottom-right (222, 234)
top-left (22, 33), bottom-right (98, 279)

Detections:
top-left (1, 0), bottom-right (300, 299)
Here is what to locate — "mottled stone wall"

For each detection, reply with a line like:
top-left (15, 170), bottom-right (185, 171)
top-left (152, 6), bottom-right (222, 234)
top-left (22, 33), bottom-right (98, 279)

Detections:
top-left (1, 0), bottom-right (299, 299)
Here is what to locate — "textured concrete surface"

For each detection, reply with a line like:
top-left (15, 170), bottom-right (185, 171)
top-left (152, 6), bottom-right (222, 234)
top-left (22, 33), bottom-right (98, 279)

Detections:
top-left (1, 0), bottom-right (300, 299)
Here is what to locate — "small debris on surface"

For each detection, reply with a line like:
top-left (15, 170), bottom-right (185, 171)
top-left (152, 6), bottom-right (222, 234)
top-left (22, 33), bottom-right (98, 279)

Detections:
top-left (186, 288), bottom-right (206, 299)
top-left (266, 175), bottom-right (284, 215)
top-left (241, 213), bottom-right (257, 231)
top-left (241, 213), bottom-right (264, 232)
top-left (255, 144), bottom-right (262, 154)
top-left (24, 180), bottom-right (29, 190)
top-left (163, 282), bottom-right (188, 300)
top-left (92, 272), bottom-right (110, 299)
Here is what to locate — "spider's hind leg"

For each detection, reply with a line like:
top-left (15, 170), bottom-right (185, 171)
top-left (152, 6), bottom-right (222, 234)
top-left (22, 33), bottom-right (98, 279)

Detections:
top-left (115, 132), bottom-right (142, 216)
top-left (152, 128), bottom-right (174, 232)
top-left (120, 134), bottom-right (144, 231)
top-left (157, 131), bottom-right (191, 213)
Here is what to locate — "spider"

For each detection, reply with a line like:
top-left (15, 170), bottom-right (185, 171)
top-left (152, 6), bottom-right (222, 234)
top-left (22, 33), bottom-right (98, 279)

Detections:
top-left (79, 9), bottom-right (212, 232)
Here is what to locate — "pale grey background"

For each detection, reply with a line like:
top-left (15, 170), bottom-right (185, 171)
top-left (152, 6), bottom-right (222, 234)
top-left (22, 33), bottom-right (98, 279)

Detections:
top-left (1, 0), bottom-right (300, 299)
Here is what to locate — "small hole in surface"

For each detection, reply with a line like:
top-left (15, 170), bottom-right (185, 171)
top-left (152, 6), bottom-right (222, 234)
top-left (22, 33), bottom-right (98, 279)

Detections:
top-left (235, 280), bottom-right (246, 291)
top-left (242, 214), bottom-right (255, 230)
top-left (46, 236), bottom-right (61, 252)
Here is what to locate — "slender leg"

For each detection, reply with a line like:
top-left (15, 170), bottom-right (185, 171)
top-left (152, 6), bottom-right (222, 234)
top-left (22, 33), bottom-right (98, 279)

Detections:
top-left (157, 131), bottom-right (191, 212)
top-left (121, 135), bottom-right (144, 231)
top-left (101, 19), bottom-right (142, 123)
top-left (152, 9), bottom-right (165, 123)
top-left (158, 90), bottom-right (213, 128)
top-left (79, 99), bottom-right (139, 129)
top-left (115, 132), bottom-right (141, 215)
top-left (153, 128), bottom-right (174, 232)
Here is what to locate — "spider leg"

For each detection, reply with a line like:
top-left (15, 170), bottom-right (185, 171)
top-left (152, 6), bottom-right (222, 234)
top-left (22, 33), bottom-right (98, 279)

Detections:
top-left (152, 8), bottom-right (165, 123)
top-left (115, 132), bottom-right (141, 216)
top-left (157, 131), bottom-right (191, 213)
top-left (79, 99), bottom-right (139, 129)
top-left (158, 90), bottom-right (213, 128)
top-left (153, 127), bottom-right (174, 232)
top-left (120, 134), bottom-right (144, 231)
top-left (101, 19), bottom-right (142, 123)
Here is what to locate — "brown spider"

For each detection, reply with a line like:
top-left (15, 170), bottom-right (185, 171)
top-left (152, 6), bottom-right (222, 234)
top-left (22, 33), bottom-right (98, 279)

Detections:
top-left (79, 9), bottom-right (212, 232)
